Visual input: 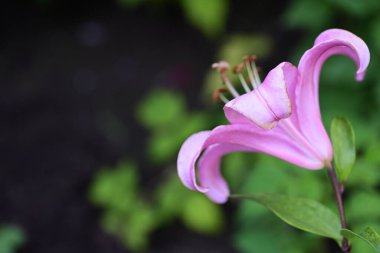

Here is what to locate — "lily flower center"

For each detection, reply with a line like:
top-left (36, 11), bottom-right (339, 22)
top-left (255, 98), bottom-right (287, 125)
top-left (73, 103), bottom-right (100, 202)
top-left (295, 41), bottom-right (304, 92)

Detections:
top-left (213, 56), bottom-right (293, 131)
top-left (212, 55), bottom-right (262, 103)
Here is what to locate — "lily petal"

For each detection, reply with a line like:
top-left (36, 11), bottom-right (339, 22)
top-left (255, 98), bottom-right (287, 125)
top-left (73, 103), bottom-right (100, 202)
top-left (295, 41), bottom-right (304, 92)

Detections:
top-left (177, 129), bottom-right (250, 202)
top-left (177, 123), bottom-right (325, 202)
top-left (295, 29), bottom-right (370, 161)
top-left (177, 131), bottom-right (210, 192)
top-left (205, 124), bottom-right (324, 169)
top-left (198, 144), bottom-right (251, 203)
top-left (315, 28), bottom-right (370, 81)
top-left (224, 62), bottom-right (297, 129)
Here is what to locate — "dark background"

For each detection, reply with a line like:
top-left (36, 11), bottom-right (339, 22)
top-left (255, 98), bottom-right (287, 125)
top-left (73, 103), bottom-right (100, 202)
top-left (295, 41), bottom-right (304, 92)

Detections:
top-left (0, 1), bottom-right (299, 252)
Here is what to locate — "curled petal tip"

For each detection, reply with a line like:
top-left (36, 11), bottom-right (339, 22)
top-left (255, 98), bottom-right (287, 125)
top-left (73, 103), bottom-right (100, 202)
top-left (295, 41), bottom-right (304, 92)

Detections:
top-left (177, 131), bottom-right (211, 192)
top-left (178, 130), bottom-right (239, 203)
top-left (210, 195), bottom-right (228, 204)
top-left (314, 28), bottom-right (370, 80)
top-left (355, 71), bottom-right (366, 82)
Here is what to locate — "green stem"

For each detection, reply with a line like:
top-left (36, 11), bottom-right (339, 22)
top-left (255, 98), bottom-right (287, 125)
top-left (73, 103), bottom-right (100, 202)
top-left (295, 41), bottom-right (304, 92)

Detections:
top-left (327, 163), bottom-right (350, 253)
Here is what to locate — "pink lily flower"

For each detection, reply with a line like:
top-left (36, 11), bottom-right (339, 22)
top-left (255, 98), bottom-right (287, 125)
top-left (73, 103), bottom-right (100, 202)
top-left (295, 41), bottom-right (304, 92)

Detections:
top-left (177, 29), bottom-right (370, 203)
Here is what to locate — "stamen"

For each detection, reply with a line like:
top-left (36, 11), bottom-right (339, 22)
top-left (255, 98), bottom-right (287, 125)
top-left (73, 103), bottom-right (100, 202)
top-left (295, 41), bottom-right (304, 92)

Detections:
top-left (220, 93), bottom-right (229, 104)
top-left (243, 56), bottom-right (259, 89)
top-left (211, 57), bottom-right (262, 103)
top-left (233, 64), bottom-right (251, 93)
top-left (213, 88), bottom-right (229, 104)
top-left (212, 61), bottom-right (239, 98)
top-left (250, 55), bottom-right (262, 85)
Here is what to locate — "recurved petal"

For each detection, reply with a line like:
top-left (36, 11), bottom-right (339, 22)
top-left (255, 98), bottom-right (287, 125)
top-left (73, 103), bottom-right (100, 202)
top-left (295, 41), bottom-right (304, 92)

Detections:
top-left (177, 130), bottom-right (250, 203)
top-left (295, 29), bottom-right (370, 161)
top-left (177, 122), bottom-right (324, 204)
top-left (314, 28), bottom-right (370, 81)
top-left (177, 131), bottom-right (210, 192)
top-left (198, 144), bottom-right (251, 203)
top-left (205, 123), bottom-right (324, 170)
top-left (224, 62), bottom-right (297, 129)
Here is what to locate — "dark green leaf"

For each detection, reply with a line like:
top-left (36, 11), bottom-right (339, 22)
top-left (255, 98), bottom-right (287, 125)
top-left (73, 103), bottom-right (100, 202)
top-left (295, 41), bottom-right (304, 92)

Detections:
top-left (341, 227), bottom-right (380, 252)
top-left (232, 192), bottom-right (342, 241)
top-left (331, 117), bottom-right (356, 183)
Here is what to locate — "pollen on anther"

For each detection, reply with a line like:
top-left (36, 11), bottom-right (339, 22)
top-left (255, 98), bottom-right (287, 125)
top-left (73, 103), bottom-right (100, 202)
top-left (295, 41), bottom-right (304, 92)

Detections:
top-left (213, 88), bottom-right (228, 103)
top-left (212, 61), bottom-right (230, 73)
top-left (233, 63), bottom-right (244, 74)
top-left (249, 55), bottom-right (257, 62)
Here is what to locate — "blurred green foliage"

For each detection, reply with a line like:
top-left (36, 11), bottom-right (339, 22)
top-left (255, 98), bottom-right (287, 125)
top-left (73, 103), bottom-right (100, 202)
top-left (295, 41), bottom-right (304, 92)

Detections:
top-left (284, 0), bottom-right (332, 30)
top-left (89, 161), bottom-right (225, 251)
top-left (89, 89), bottom-right (225, 252)
top-left (180, 0), bottom-right (228, 38)
top-left (229, 0), bottom-right (380, 252)
top-left (0, 225), bottom-right (25, 253)
top-left (88, 0), bottom-right (380, 252)
top-left (136, 89), bottom-right (211, 164)
top-left (232, 156), bottom-right (328, 253)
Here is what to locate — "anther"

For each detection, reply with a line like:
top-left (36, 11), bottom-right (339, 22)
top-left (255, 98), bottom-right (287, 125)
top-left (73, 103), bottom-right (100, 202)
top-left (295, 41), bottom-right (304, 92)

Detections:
top-left (234, 63), bottom-right (251, 93)
top-left (233, 63), bottom-right (244, 74)
top-left (249, 55), bottom-right (257, 62)
top-left (213, 88), bottom-right (229, 104)
top-left (212, 61), bottom-right (240, 98)
top-left (242, 55), bottom-right (262, 89)
top-left (212, 61), bottom-right (230, 73)
top-left (243, 56), bottom-right (259, 89)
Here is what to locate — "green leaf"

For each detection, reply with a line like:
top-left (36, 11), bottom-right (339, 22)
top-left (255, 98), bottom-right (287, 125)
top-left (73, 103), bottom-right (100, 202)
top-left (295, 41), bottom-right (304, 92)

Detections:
top-left (331, 117), bottom-right (356, 183)
top-left (180, 0), bottom-right (228, 38)
top-left (341, 227), bottom-right (380, 252)
top-left (232, 192), bottom-right (342, 241)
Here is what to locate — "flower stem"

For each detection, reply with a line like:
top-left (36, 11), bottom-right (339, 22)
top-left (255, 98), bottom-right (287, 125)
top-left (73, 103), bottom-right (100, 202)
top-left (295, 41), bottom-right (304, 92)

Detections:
top-left (327, 163), bottom-right (350, 253)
